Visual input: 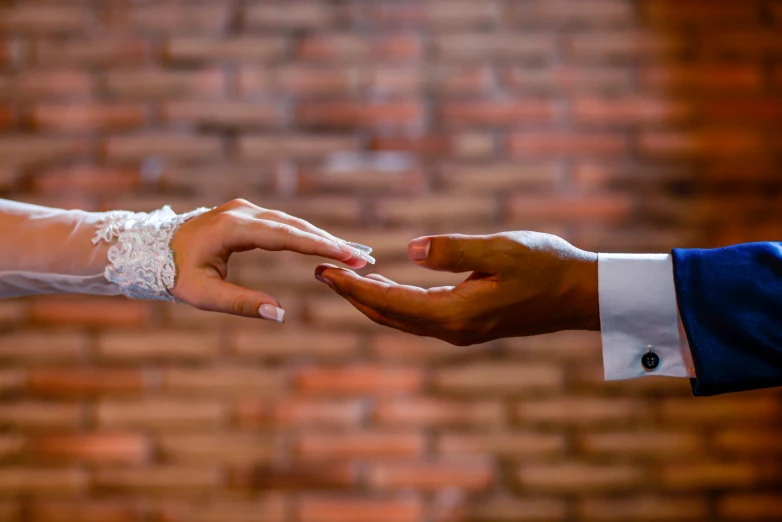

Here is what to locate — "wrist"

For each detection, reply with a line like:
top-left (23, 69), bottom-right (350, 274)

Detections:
top-left (560, 250), bottom-right (601, 331)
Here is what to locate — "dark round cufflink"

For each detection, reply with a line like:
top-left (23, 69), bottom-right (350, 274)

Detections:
top-left (642, 346), bottom-right (660, 372)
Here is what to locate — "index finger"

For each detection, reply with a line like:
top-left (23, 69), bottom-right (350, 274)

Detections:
top-left (315, 264), bottom-right (453, 321)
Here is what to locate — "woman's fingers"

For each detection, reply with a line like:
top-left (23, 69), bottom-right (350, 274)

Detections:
top-left (226, 217), bottom-right (372, 267)
top-left (179, 275), bottom-right (285, 321)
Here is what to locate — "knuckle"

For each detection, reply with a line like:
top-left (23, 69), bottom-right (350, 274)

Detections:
top-left (228, 198), bottom-right (252, 209)
top-left (231, 294), bottom-right (249, 316)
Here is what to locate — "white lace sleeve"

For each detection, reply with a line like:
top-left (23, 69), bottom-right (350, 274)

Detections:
top-left (0, 199), bottom-right (209, 299)
top-left (93, 206), bottom-right (210, 301)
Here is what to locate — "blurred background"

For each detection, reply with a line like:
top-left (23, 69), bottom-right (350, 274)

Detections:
top-left (0, 0), bottom-right (781, 521)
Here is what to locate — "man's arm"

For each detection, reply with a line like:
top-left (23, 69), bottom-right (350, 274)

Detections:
top-left (673, 243), bottom-right (782, 396)
top-left (316, 232), bottom-right (782, 396)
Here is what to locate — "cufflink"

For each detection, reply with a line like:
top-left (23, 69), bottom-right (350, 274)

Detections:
top-left (642, 345), bottom-right (660, 372)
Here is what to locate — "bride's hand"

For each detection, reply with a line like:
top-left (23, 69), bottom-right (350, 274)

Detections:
top-left (168, 199), bottom-right (369, 321)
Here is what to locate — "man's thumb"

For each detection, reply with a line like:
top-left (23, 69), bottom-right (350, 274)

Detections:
top-left (408, 234), bottom-right (496, 273)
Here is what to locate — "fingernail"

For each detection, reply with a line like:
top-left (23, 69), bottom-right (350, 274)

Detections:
top-left (409, 237), bottom-right (430, 260)
top-left (346, 241), bottom-right (373, 254)
top-left (318, 276), bottom-right (336, 290)
top-left (258, 304), bottom-right (285, 323)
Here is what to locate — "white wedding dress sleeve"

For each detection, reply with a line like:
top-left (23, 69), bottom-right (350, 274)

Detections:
top-left (0, 199), bottom-right (209, 300)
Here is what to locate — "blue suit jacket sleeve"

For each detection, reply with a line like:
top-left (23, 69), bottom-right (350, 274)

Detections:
top-left (672, 242), bottom-right (782, 396)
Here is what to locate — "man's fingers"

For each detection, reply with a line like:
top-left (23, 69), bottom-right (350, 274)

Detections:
top-left (315, 264), bottom-right (447, 321)
top-left (364, 273), bottom-right (398, 285)
top-left (185, 277), bottom-right (285, 321)
top-left (342, 294), bottom-right (424, 335)
top-left (408, 234), bottom-right (497, 274)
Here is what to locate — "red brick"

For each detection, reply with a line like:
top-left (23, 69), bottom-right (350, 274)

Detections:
top-left (0, 436), bottom-right (24, 460)
top-left (0, 402), bottom-right (83, 430)
top-left (296, 101), bottom-right (423, 129)
top-left (299, 496), bottom-right (421, 522)
top-left (376, 195), bottom-right (497, 224)
top-left (434, 363), bottom-right (563, 394)
top-left (437, 432), bottom-right (565, 458)
top-left (369, 460), bottom-right (492, 491)
top-left (105, 69), bottom-right (224, 99)
top-left (516, 397), bottom-right (648, 426)
top-left (504, 331), bottom-right (602, 361)
top-left (365, 67), bottom-right (424, 95)
top-left (579, 431), bottom-right (702, 459)
top-left (0, 332), bottom-right (87, 362)
top-left (515, 0), bottom-right (634, 25)
top-left (29, 501), bottom-right (140, 522)
top-left (426, 1), bottom-right (501, 27)
top-left (428, 66), bottom-right (494, 95)
top-left (105, 134), bottom-right (222, 161)
top-left (714, 430), bottom-right (782, 454)
top-left (156, 498), bottom-right (288, 522)
top-left (94, 466), bottom-right (220, 493)
top-left (297, 365), bottom-right (423, 395)
top-left (97, 399), bottom-right (226, 430)
top-left (245, 2), bottom-right (335, 29)
top-left (640, 130), bottom-right (765, 158)
top-left (0, 5), bottom-right (95, 33)
top-left (508, 194), bottom-right (633, 223)
top-left (31, 165), bottom-right (139, 195)
top-left (107, 4), bottom-right (229, 33)
top-left (641, 64), bottom-right (763, 92)
top-left (442, 496), bottom-right (566, 522)
top-left (517, 463), bottom-right (645, 492)
top-left (35, 38), bottom-right (150, 66)
top-left (235, 398), bottom-right (363, 428)
top-left (163, 367), bottom-right (286, 396)
top-left (98, 331), bottom-right (218, 361)
top-left (579, 496), bottom-right (708, 521)
top-left (163, 101), bottom-right (279, 128)
top-left (371, 132), bottom-right (494, 159)
top-left (698, 30), bottom-right (782, 57)
top-left (440, 100), bottom-right (554, 126)
top-left (31, 297), bottom-right (151, 328)
top-left (157, 434), bottom-right (279, 464)
top-left (297, 35), bottom-right (422, 62)
top-left (701, 99), bottom-right (782, 124)
top-left (0, 69), bottom-right (92, 99)
top-left (567, 32), bottom-right (686, 61)
top-left (0, 468), bottom-right (87, 494)
top-left (297, 164), bottom-right (425, 195)
top-left (232, 462), bottom-right (358, 490)
top-left (166, 37), bottom-right (283, 63)
top-left (661, 463), bottom-right (769, 490)
top-left (573, 97), bottom-right (692, 124)
top-left (0, 137), bottom-right (90, 166)
top-left (374, 399), bottom-right (505, 427)
top-left (28, 369), bottom-right (147, 397)
top-left (435, 33), bottom-right (555, 61)
top-left (296, 431), bottom-right (424, 460)
top-left (503, 65), bottom-right (632, 93)
top-left (31, 433), bottom-right (149, 464)
top-left (233, 330), bottom-right (358, 360)
top-left (510, 131), bottom-right (627, 156)
top-left (719, 494), bottom-right (782, 520)
top-left (239, 66), bottom-right (356, 97)
top-left (642, 0), bottom-right (761, 25)
top-left (239, 134), bottom-right (358, 160)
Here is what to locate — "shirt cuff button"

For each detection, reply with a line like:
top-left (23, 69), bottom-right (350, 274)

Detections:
top-left (642, 346), bottom-right (660, 372)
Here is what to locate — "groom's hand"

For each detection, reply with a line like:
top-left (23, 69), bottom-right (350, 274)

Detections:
top-left (315, 232), bottom-right (600, 345)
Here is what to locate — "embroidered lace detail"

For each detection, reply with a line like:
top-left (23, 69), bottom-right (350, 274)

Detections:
top-left (93, 206), bottom-right (210, 301)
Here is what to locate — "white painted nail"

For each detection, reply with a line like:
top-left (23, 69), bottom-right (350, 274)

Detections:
top-left (258, 304), bottom-right (285, 323)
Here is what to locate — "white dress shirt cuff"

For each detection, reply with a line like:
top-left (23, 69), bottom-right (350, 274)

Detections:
top-left (598, 253), bottom-right (695, 380)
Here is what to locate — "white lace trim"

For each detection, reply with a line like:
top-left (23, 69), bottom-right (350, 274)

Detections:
top-left (92, 206), bottom-right (210, 302)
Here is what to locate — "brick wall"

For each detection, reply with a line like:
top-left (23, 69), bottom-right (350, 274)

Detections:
top-left (0, 0), bottom-right (781, 521)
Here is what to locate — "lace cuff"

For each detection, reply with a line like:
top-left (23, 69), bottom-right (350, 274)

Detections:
top-left (93, 206), bottom-right (210, 302)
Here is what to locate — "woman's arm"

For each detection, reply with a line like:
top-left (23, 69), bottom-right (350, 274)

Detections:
top-left (0, 198), bottom-right (373, 321)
